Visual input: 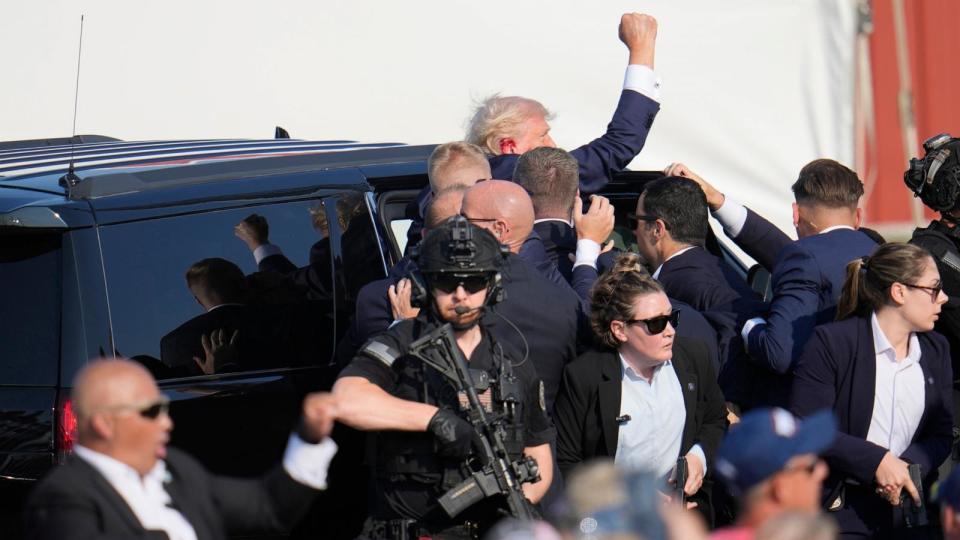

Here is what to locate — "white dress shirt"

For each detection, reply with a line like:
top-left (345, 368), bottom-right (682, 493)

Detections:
top-left (75, 434), bottom-right (337, 539)
top-left (866, 313), bottom-right (925, 457)
top-left (652, 246), bottom-right (696, 280)
top-left (614, 354), bottom-right (706, 478)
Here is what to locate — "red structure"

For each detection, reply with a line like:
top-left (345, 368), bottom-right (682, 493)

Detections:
top-left (860, 0), bottom-right (960, 236)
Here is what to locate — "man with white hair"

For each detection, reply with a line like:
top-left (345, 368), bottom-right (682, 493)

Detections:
top-left (465, 12), bottom-right (661, 193)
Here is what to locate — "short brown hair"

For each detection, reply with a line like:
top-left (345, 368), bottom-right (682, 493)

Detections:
top-left (514, 147), bottom-right (579, 218)
top-left (589, 253), bottom-right (664, 349)
top-left (185, 258), bottom-right (246, 303)
top-left (791, 159), bottom-right (864, 208)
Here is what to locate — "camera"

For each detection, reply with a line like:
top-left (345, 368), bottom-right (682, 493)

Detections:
top-left (905, 133), bottom-right (960, 212)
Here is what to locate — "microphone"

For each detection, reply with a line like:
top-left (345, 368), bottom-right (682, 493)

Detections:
top-left (454, 305), bottom-right (483, 315)
top-left (616, 414), bottom-right (632, 425)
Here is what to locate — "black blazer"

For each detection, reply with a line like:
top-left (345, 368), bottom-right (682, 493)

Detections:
top-left (790, 316), bottom-right (954, 492)
top-left (553, 338), bottom-right (727, 505)
top-left (23, 448), bottom-right (319, 540)
top-left (533, 221), bottom-right (577, 282)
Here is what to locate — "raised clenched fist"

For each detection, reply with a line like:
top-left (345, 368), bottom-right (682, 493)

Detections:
top-left (619, 13), bottom-right (657, 68)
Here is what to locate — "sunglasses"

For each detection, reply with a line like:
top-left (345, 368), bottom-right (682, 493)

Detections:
top-left (627, 212), bottom-right (659, 230)
top-left (105, 397), bottom-right (170, 420)
top-left (624, 310), bottom-right (680, 334)
top-left (904, 282), bottom-right (943, 301)
top-left (429, 274), bottom-right (490, 294)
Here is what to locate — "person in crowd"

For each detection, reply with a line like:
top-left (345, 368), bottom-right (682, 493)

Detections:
top-left (407, 141), bottom-right (492, 250)
top-left (553, 253), bottom-right (727, 523)
top-left (332, 217), bottom-right (554, 538)
top-left (23, 358), bottom-right (338, 540)
top-left (666, 160), bottom-right (879, 381)
top-left (936, 466), bottom-right (960, 539)
top-left (514, 147), bottom-right (613, 282)
top-left (711, 407), bottom-right (835, 540)
top-left (160, 257), bottom-right (273, 375)
top-left (466, 13), bottom-right (661, 193)
top-left (790, 243), bottom-right (953, 538)
top-left (633, 176), bottom-right (764, 413)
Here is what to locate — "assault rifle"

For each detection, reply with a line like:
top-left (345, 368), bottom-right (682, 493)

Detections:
top-left (408, 323), bottom-right (540, 520)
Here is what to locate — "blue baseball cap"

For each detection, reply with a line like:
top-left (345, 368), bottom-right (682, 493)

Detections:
top-left (715, 407), bottom-right (836, 495)
top-left (935, 465), bottom-right (960, 509)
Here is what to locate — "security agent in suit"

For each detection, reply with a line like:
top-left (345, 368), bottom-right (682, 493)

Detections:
top-left (666, 161), bottom-right (879, 382)
top-left (333, 217), bottom-right (554, 539)
top-left (466, 13), bottom-right (660, 193)
top-left (23, 358), bottom-right (338, 540)
top-left (790, 244), bottom-right (953, 538)
top-left (633, 176), bottom-right (765, 412)
top-left (552, 254), bottom-right (727, 523)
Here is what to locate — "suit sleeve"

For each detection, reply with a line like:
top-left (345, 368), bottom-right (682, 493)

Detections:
top-left (553, 363), bottom-right (591, 479)
top-left (901, 334), bottom-right (955, 479)
top-left (731, 208), bottom-right (792, 271)
top-left (747, 244), bottom-right (822, 374)
top-left (208, 465), bottom-right (320, 535)
top-left (571, 90), bottom-right (660, 194)
top-left (571, 265), bottom-right (599, 302)
top-left (790, 328), bottom-right (888, 484)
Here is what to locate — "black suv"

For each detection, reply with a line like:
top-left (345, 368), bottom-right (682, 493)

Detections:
top-left (0, 136), bottom-right (756, 538)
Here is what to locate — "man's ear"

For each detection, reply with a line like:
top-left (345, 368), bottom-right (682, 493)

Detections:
top-left (854, 207), bottom-right (863, 228)
top-left (792, 202), bottom-right (800, 229)
top-left (499, 137), bottom-right (518, 155)
top-left (90, 413), bottom-right (114, 440)
top-left (494, 219), bottom-right (510, 240)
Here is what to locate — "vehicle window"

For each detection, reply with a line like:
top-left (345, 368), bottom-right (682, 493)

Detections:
top-left (0, 234), bottom-right (61, 385)
top-left (99, 200), bottom-right (335, 380)
top-left (330, 192), bottom-right (388, 321)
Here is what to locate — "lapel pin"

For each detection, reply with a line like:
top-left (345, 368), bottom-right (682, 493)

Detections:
top-left (928, 377), bottom-right (935, 385)
top-left (688, 382), bottom-right (695, 391)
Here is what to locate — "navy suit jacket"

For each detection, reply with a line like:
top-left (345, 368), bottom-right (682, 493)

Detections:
top-left (533, 221), bottom-right (576, 281)
top-left (656, 247), bottom-right (766, 407)
top-left (790, 316), bottom-right (953, 496)
top-left (741, 223), bottom-right (878, 374)
top-left (489, 90), bottom-right (660, 193)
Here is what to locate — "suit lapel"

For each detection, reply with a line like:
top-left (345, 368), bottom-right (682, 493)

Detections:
top-left (163, 455), bottom-right (210, 540)
top-left (671, 348), bottom-right (699, 453)
top-left (598, 351), bottom-right (623, 456)
top-left (70, 456), bottom-right (148, 533)
top-left (848, 317), bottom-right (878, 438)
top-left (915, 335), bottom-right (938, 437)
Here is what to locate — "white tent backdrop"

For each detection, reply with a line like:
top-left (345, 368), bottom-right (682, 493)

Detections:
top-left (1, 0), bottom-right (856, 237)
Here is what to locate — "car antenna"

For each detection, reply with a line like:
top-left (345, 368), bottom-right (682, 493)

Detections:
top-left (59, 14), bottom-right (85, 191)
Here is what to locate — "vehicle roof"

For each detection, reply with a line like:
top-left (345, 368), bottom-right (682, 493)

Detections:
top-left (0, 138), bottom-right (434, 215)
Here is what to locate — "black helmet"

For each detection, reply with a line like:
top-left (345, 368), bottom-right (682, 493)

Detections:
top-left (415, 215), bottom-right (508, 276)
top-left (409, 215), bottom-right (509, 306)
top-left (905, 133), bottom-right (960, 212)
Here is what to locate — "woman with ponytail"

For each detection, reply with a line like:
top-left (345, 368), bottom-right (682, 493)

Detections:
top-left (552, 253), bottom-right (727, 524)
top-left (790, 243), bottom-right (952, 537)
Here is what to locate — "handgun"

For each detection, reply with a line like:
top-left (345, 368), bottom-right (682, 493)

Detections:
top-left (895, 463), bottom-right (928, 528)
top-left (673, 456), bottom-right (688, 506)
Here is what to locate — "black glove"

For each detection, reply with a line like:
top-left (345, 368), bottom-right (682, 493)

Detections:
top-left (427, 409), bottom-right (475, 459)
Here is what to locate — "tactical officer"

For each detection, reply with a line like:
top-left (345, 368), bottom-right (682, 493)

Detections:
top-left (906, 133), bottom-right (960, 469)
top-left (332, 216), bottom-right (555, 539)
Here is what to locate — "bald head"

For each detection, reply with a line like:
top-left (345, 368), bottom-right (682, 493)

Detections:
top-left (72, 358), bottom-right (172, 476)
top-left (461, 180), bottom-right (534, 253)
top-left (424, 187), bottom-right (466, 230)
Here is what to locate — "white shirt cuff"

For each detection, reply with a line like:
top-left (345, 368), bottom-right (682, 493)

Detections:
top-left (624, 64), bottom-right (661, 102)
top-left (741, 317), bottom-right (767, 350)
top-left (687, 444), bottom-right (708, 475)
top-left (282, 434), bottom-right (338, 490)
top-left (711, 197), bottom-right (748, 238)
top-left (253, 243), bottom-right (283, 265)
top-left (573, 239), bottom-right (602, 269)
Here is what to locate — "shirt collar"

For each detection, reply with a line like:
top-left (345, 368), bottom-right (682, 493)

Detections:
top-left (75, 445), bottom-right (166, 485)
top-left (206, 302), bottom-right (243, 313)
top-left (652, 246), bottom-right (697, 280)
top-left (618, 352), bottom-right (671, 382)
top-left (870, 312), bottom-right (921, 365)
top-left (533, 217), bottom-right (573, 227)
top-left (818, 225), bottom-right (855, 234)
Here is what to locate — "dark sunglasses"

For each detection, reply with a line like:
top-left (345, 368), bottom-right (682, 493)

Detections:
top-left (627, 212), bottom-right (659, 229)
top-left (106, 397), bottom-right (170, 420)
top-left (904, 282), bottom-right (943, 301)
top-left (430, 274), bottom-right (490, 294)
top-left (625, 310), bottom-right (680, 334)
